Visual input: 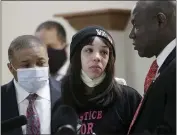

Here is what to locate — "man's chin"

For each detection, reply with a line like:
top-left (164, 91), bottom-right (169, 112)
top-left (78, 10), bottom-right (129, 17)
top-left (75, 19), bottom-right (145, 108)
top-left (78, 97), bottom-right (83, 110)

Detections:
top-left (137, 51), bottom-right (145, 57)
top-left (138, 51), bottom-right (153, 58)
top-left (138, 51), bottom-right (148, 58)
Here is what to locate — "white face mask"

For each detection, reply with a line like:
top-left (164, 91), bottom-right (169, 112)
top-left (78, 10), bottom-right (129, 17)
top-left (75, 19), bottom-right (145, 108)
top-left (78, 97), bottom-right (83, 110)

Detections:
top-left (16, 67), bottom-right (49, 93)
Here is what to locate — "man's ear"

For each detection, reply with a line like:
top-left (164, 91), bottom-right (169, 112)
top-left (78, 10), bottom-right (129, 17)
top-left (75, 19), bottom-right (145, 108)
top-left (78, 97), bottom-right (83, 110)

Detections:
top-left (7, 63), bottom-right (14, 75)
top-left (156, 12), bottom-right (167, 28)
top-left (7, 62), bottom-right (18, 81)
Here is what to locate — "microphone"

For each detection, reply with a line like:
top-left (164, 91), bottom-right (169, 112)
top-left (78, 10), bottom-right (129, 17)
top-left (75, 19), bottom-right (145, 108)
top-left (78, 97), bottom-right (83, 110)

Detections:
top-left (52, 105), bottom-right (79, 135)
top-left (1, 115), bottom-right (27, 133)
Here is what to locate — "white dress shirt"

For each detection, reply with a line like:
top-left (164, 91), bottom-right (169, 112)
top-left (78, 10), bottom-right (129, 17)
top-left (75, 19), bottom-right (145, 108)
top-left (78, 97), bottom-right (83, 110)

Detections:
top-left (13, 79), bottom-right (51, 134)
top-left (157, 38), bottom-right (176, 71)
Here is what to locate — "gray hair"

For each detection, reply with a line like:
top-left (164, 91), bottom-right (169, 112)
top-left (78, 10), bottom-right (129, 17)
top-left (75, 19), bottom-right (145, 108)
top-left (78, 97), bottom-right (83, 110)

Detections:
top-left (8, 35), bottom-right (46, 61)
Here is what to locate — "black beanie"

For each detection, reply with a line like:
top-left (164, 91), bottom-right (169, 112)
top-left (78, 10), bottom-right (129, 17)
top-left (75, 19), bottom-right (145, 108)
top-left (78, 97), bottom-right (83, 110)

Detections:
top-left (70, 25), bottom-right (115, 60)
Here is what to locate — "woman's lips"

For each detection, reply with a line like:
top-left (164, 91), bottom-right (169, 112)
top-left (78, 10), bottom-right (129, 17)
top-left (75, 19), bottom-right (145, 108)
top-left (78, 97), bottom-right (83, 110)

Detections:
top-left (90, 65), bottom-right (101, 69)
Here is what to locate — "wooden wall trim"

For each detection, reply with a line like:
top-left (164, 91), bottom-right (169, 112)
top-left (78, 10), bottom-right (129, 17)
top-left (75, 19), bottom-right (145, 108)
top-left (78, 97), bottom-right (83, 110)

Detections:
top-left (54, 9), bottom-right (131, 31)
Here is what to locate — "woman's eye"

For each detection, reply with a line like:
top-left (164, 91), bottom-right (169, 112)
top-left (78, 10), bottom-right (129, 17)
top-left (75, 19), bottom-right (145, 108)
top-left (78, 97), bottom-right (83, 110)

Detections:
top-left (101, 50), bottom-right (108, 55)
top-left (85, 48), bottom-right (93, 53)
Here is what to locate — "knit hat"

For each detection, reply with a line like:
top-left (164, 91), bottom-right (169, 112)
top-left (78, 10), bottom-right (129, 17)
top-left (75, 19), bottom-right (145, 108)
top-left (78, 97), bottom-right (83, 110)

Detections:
top-left (70, 26), bottom-right (115, 60)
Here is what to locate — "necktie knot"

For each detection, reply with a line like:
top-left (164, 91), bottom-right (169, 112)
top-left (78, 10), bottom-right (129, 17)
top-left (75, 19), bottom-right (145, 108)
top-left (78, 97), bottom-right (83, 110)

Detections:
top-left (27, 93), bottom-right (38, 102)
top-left (151, 60), bottom-right (158, 70)
top-left (144, 60), bottom-right (159, 92)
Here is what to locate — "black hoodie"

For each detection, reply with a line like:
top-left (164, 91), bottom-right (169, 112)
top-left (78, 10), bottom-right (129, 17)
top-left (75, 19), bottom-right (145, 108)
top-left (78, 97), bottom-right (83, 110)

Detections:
top-left (52, 77), bottom-right (142, 135)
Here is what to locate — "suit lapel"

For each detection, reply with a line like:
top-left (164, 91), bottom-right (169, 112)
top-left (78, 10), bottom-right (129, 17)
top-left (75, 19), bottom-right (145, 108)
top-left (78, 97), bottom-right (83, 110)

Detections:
top-left (4, 80), bottom-right (23, 135)
top-left (145, 47), bottom-right (176, 95)
top-left (132, 47), bottom-right (176, 129)
top-left (49, 78), bottom-right (61, 133)
top-left (144, 47), bottom-right (176, 99)
top-left (158, 47), bottom-right (176, 74)
top-left (49, 78), bottom-right (61, 109)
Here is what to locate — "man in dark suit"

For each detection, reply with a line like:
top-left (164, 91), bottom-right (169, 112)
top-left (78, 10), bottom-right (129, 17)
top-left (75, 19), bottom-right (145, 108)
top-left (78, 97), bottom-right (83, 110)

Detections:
top-left (1, 35), bottom-right (60, 135)
top-left (128, 1), bottom-right (176, 135)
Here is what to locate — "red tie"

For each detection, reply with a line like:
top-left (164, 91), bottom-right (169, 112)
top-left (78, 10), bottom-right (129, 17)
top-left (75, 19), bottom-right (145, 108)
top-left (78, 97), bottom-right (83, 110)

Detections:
top-left (26, 94), bottom-right (40, 135)
top-left (127, 60), bottom-right (158, 135)
top-left (144, 60), bottom-right (158, 92)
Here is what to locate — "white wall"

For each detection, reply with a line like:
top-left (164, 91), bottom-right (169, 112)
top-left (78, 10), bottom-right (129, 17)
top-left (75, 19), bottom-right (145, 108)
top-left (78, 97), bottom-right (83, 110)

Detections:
top-left (109, 31), bottom-right (126, 79)
top-left (2, 1), bottom-right (154, 95)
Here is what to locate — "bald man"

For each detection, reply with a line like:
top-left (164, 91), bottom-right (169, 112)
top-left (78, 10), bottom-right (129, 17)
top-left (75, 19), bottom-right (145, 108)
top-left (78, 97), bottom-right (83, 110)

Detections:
top-left (128, 1), bottom-right (176, 135)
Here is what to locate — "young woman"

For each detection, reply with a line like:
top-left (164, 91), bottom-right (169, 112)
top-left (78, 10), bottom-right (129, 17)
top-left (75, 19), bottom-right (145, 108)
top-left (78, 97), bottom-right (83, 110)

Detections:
top-left (52, 26), bottom-right (142, 135)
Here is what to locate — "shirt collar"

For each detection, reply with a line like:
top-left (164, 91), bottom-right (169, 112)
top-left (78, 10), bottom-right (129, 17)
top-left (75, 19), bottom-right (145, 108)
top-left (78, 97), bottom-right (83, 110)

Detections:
top-left (157, 38), bottom-right (176, 69)
top-left (14, 79), bottom-right (29, 104)
top-left (13, 79), bottom-right (51, 104)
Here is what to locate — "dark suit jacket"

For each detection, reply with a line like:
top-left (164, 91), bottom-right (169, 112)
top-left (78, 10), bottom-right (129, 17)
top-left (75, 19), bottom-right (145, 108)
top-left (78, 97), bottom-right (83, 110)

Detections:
top-left (130, 48), bottom-right (176, 135)
top-left (50, 76), bottom-right (62, 92)
top-left (1, 78), bottom-right (61, 135)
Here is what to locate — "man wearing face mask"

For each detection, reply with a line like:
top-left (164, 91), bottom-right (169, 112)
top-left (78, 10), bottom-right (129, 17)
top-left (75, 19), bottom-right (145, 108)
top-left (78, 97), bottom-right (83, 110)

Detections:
top-left (1, 35), bottom-right (61, 135)
top-left (35, 21), bottom-right (69, 89)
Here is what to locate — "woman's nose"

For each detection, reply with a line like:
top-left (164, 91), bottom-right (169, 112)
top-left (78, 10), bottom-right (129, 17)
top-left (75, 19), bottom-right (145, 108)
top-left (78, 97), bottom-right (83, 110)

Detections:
top-left (92, 52), bottom-right (101, 62)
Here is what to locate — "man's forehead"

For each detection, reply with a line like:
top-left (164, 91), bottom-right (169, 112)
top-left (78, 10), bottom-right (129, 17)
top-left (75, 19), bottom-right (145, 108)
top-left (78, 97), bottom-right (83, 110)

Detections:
top-left (38, 28), bottom-right (57, 37)
top-left (130, 11), bottom-right (139, 23)
top-left (132, 1), bottom-right (150, 13)
top-left (131, 4), bottom-right (136, 15)
top-left (132, 4), bottom-right (142, 14)
top-left (131, 2), bottom-right (148, 21)
top-left (36, 28), bottom-right (58, 44)
top-left (14, 46), bottom-right (46, 57)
